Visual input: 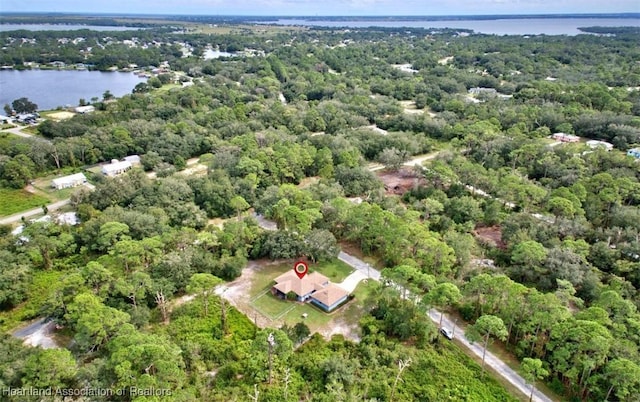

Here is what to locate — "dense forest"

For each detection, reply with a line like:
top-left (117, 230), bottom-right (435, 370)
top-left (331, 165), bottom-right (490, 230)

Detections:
top-left (0, 20), bottom-right (639, 401)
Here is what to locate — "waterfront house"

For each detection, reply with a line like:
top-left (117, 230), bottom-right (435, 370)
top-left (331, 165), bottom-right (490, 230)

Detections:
top-left (51, 173), bottom-right (87, 190)
top-left (74, 105), bottom-right (95, 114)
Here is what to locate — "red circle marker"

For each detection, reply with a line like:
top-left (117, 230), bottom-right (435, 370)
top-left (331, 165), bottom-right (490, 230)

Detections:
top-left (294, 261), bottom-right (308, 279)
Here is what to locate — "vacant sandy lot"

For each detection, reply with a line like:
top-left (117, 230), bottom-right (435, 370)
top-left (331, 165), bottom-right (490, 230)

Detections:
top-left (47, 111), bottom-right (75, 120)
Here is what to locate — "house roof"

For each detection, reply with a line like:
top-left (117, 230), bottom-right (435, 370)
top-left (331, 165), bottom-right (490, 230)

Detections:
top-left (102, 160), bottom-right (132, 173)
top-left (273, 271), bottom-right (329, 297)
top-left (123, 155), bottom-right (141, 163)
top-left (52, 173), bottom-right (86, 186)
top-left (74, 105), bottom-right (95, 113)
top-left (311, 283), bottom-right (349, 307)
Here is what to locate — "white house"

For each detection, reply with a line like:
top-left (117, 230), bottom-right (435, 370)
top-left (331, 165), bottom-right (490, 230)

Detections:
top-left (468, 87), bottom-right (498, 96)
top-left (586, 140), bottom-right (613, 151)
top-left (74, 105), bottom-right (95, 114)
top-left (51, 173), bottom-right (87, 190)
top-left (123, 155), bottom-right (141, 166)
top-left (102, 159), bottom-right (132, 176)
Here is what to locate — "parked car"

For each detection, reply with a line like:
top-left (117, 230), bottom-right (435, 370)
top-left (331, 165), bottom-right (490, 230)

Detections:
top-left (440, 327), bottom-right (454, 340)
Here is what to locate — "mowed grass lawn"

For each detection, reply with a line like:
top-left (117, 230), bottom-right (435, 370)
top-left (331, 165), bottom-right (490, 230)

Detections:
top-left (250, 292), bottom-right (335, 328)
top-left (251, 292), bottom-right (294, 318)
top-left (0, 188), bottom-right (50, 216)
top-left (309, 259), bottom-right (353, 282)
top-left (32, 175), bottom-right (85, 201)
top-left (248, 259), bottom-right (367, 330)
top-left (281, 278), bottom-right (378, 328)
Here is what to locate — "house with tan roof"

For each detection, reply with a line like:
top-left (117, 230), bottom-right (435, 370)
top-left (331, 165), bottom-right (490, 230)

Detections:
top-left (272, 270), bottom-right (350, 312)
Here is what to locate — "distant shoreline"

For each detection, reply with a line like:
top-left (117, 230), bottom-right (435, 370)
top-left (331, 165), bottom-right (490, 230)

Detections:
top-left (1, 12), bottom-right (639, 25)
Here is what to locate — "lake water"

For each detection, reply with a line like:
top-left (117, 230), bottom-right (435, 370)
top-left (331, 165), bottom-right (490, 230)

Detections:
top-left (0, 24), bottom-right (143, 32)
top-left (0, 70), bottom-right (146, 110)
top-left (267, 18), bottom-right (640, 35)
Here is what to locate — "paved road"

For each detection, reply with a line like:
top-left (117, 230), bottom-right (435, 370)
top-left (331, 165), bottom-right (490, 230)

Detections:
top-left (12, 317), bottom-right (59, 349)
top-left (0, 199), bottom-right (70, 225)
top-left (252, 213), bottom-right (278, 231)
top-left (342, 247), bottom-right (547, 400)
top-left (253, 214), bottom-right (549, 401)
top-left (2, 124), bottom-right (51, 142)
top-left (338, 251), bottom-right (382, 281)
top-left (430, 310), bottom-right (551, 402)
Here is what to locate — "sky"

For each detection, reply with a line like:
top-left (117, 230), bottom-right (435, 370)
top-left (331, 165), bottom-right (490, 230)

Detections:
top-left (2, 0), bottom-right (639, 16)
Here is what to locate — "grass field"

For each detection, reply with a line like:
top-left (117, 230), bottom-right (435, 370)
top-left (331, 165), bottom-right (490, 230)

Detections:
top-left (20, 125), bottom-right (40, 135)
top-left (0, 188), bottom-right (50, 217)
top-left (245, 259), bottom-right (371, 333)
top-left (250, 292), bottom-right (295, 319)
top-left (31, 175), bottom-right (87, 201)
top-left (310, 259), bottom-right (353, 282)
top-left (156, 83), bottom-right (182, 92)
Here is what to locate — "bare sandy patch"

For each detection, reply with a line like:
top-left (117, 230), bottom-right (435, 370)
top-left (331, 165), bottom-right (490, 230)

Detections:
top-left (438, 56), bottom-right (454, 65)
top-left (47, 111), bottom-right (76, 121)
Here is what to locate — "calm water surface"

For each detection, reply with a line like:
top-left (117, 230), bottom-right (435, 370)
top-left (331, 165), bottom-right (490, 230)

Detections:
top-left (0, 70), bottom-right (146, 110)
top-left (267, 18), bottom-right (640, 35)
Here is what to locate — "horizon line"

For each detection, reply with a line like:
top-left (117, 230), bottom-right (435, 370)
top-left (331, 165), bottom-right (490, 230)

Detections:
top-left (1, 12), bottom-right (639, 18)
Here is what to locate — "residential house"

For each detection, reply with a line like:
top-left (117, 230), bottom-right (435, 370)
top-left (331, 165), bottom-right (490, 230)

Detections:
top-left (586, 140), bottom-right (613, 151)
top-left (310, 283), bottom-right (350, 312)
top-left (51, 173), bottom-right (87, 190)
top-left (468, 87), bottom-right (498, 96)
top-left (123, 155), bottom-right (141, 166)
top-left (627, 148), bottom-right (640, 160)
top-left (551, 132), bottom-right (580, 143)
top-left (272, 271), bottom-right (329, 302)
top-left (101, 159), bottom-right (132, 176)
top-left (74, 105), bottom-right (95, 114)
top-left (272, 270), bottom-right (350, 312)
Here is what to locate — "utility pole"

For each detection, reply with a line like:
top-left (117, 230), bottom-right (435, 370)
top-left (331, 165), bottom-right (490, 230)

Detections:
top-left (267, 333), bottom-right (275, 384)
